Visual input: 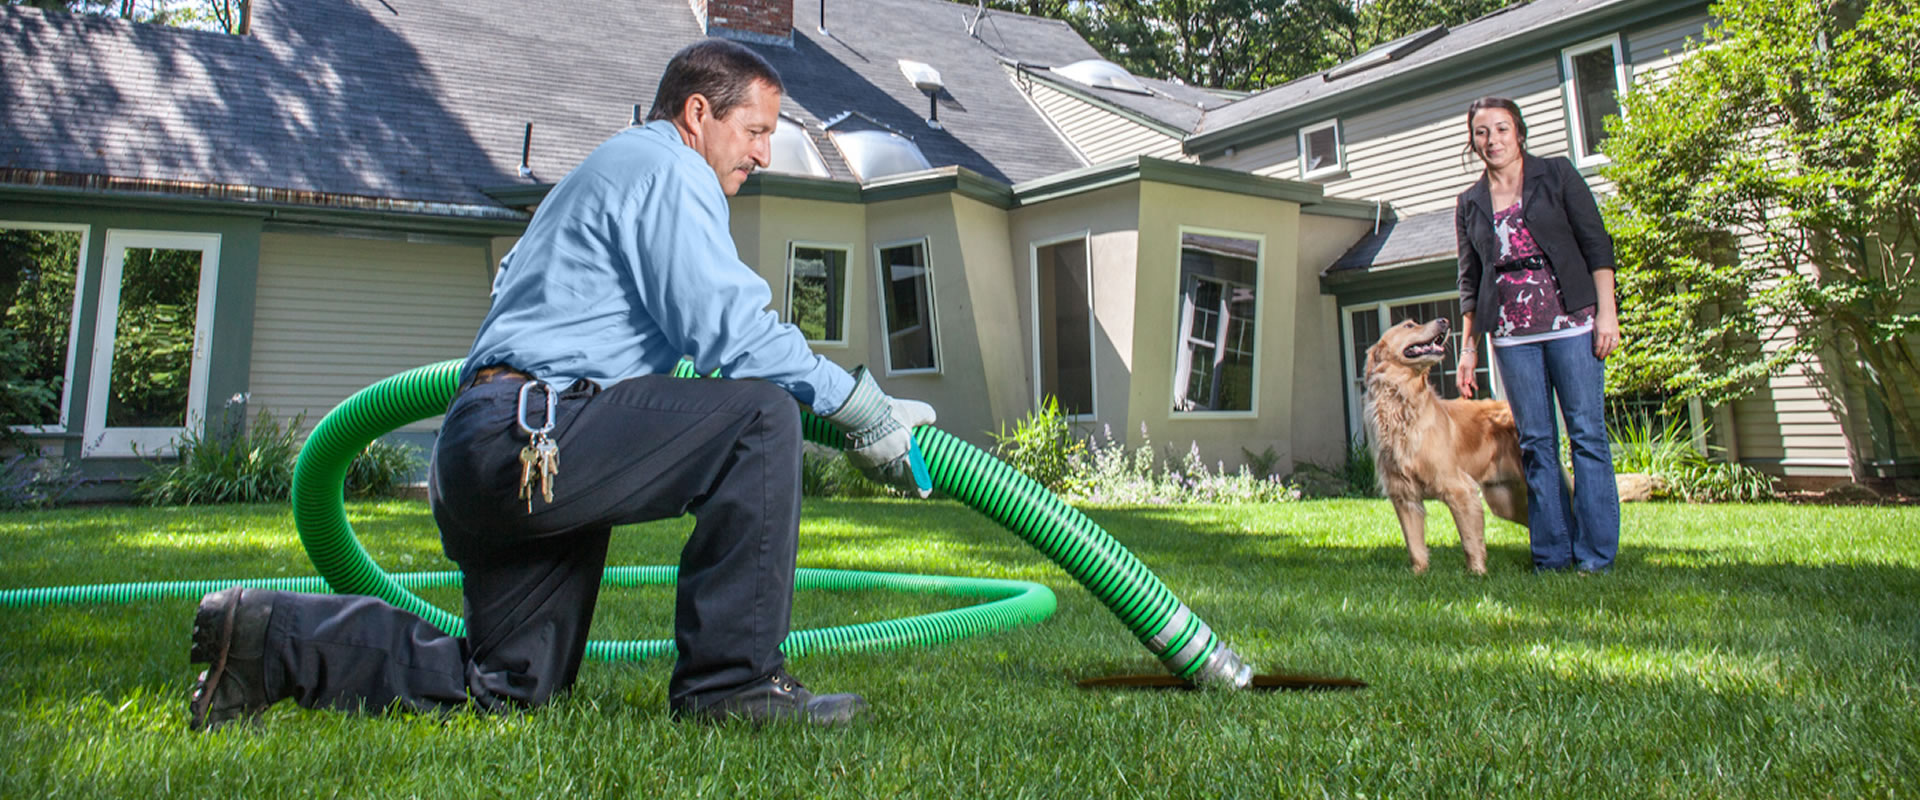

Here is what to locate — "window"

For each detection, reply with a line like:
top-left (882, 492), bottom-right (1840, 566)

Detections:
top-left (84, 230), bottom-right (222, 457)
top-left (875, 239), bottom-right (938, 373)
top-left (1343, 295), bottom-right (1494, 442)
top-left (786, 243), bottom-right (848, 345)
top-left (1298, 119), bottom-right (1344, 181)
top-left (1032, 236), bottom-right (1095, 417)
top-left (1172, 232), bottom-right (1260, 413)
top-left (0, 222), bottom-right (89, 432)
top-left (1561, 34), bottom-right (1628, 167)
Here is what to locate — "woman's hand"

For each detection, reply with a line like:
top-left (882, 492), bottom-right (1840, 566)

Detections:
top-left (1456, 349), bottom-right (1479, 397)
top-left (1593, 308), bottom-right (1620, 359)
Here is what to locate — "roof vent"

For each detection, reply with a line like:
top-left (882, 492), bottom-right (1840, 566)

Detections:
top-left (1324, 25), bottom-right (1447, 81)
top-left (899, 60), bottom-right (946, 129)
top-left (1054, 59), bottom-right (1151, 95)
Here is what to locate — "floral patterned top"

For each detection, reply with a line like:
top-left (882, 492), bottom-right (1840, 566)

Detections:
top-left (1490, 201), bottom-right (1593, 343)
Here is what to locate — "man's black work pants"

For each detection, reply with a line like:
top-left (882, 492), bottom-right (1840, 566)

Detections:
top-left (258, 374), bottom-right (803, 715)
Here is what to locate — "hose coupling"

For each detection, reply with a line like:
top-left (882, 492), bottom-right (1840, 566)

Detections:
top-left (1191, 643), bottom-right (1254, 689)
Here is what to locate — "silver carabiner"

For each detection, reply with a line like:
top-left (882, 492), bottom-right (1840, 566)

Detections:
top-left (516, 380), bottom-right (557, 436)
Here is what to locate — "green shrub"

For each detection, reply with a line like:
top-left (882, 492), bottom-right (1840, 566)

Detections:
top-left (344, 438), bottom-right (424, 499)
top-left (1607, 412), bottom-right (1774, 502)
top-left (1064, 422), bottom-right (1296, 505)
top-left (990, 395), bottom-right (1083, 492)
top-left (0, 327), bottom-right (58, 452)
top-left (137, 409), bottom-right (304, 505)
top-left (800, 443), bottom-right (895, 498)
top-left (1285, 436), bottom-right (1378, 499)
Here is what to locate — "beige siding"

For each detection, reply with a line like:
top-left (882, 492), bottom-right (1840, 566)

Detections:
top-left (1015, 68), bottom-right (1190, 166)
top-left (1202, 64), bottom-right (1569, 215)
top-left (249, 233), bottom-right (493, 433)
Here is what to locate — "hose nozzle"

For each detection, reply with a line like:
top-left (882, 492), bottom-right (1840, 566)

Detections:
top-left (1191, 643), bottom-right (1255, 689)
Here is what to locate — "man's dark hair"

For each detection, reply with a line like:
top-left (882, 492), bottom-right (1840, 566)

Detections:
top-left (646, 39), bottom-right (785, 123)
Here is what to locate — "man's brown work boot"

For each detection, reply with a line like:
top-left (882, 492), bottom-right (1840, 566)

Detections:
top-left (187, 587), bottom-right (282, 732)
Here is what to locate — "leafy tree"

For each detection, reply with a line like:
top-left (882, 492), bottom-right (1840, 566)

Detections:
top-left (1602, 0), bottom-right (1919, 458)
top-left (989, 0), bottom-right (1511, 91)
top-left (6, 0), bottom-right (247, 33)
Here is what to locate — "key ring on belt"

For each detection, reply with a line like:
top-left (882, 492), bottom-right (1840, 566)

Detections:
top-left (516, 380), bottom-right (556, 436)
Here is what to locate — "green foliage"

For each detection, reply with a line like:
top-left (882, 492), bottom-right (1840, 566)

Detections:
top-left (343, 438), bottom-right (425, 500)
top-left (800, 443), bottom-right (895, 499)
top-left (1608, 412), bottom-right (1775, 502)
top-left (1065, 422), bottom-right (1296, 504)
top-left (137, 408), bottom-right (425, 505)
top-left (0, 227), bottom-right (80, 444)
top-left (1603, 0), bottom-right (1920, 453)
top-left (1240, 445), bottom-right (1282, 479)
top-left (136, 409), bottom-right (304, 506)
top-left (1287, 436), bottom-right (1380, 499)
top-left (990, 395), bottom-right (1083, 492)
top-left (989, 0), bottom-right (1510, 90)
top-left (0, 328), bottom-right (57, 452)
top-left (105, 247), bottom-right (200, 428)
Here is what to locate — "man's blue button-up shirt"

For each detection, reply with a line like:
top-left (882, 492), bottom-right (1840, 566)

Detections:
top-left (463, 120), bottom-right (853, 414)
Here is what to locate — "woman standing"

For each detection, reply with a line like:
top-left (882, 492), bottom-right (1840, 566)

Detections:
top-left (1453, 96), bottom-right (1621, 573)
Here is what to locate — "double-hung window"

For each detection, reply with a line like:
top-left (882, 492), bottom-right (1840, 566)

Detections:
top-left (786, 243), bottom-right (848, 345)
top-left (1561, 34), bottom-right (1629, 168)
top-left (1172, 231), bottom-right (1261, 413)
top-left (875, 238), bottom-right (938, 374)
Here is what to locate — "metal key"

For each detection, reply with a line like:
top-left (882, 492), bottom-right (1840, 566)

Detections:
top-left (516, 381), bottom-right (559, 511)
top-left (517, 444), bottom-right (540, 511)
top-left (534, 434), bottom-right (559, 504)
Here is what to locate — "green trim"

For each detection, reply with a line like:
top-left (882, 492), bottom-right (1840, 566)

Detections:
top-left (0, 183), bottom-right (529, 236)
top-left (1303, 196), bottom-right (1387, 221)
top-left (1321, 259), bottom-right (1457, 304)
top-left (1185, 0), bottom-right (1712, 157)
top-left (1014, 66), bottom-right (1192, 139)
top-left (479, 182), bottom-right (554, 208)
top-left (859, 168), bottom-right (1016, 209)
top-left (1012, 157), bottom-right (1327, 207)
top-left (736, 172), bottom-right (865, 204)
top-left (1009, 160), bottom-right (1144, 205)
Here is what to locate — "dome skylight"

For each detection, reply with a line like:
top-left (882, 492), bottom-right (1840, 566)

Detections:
top-left (828, 128), bottom-right (932, 182)
top-left (767, 116), bottom-right (830, 178)
top-left (1054, 59), bottom-right (1151, 95)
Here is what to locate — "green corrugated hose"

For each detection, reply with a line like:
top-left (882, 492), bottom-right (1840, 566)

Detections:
top-left (3, 360), bottom-right (1252, 685)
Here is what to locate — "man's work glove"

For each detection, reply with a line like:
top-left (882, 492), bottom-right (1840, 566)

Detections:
top-left (823, 367), bottom-right (936, 497)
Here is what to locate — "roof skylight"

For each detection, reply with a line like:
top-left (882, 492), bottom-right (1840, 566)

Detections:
top-left (1053, 59), bottom-right (1151, 95)
top-left (828, 128), bottom-right (932, 182)
top-left (1325, 25), bottom-right (1447, 81)
top-left (767, 116), bottom-right (830, 178)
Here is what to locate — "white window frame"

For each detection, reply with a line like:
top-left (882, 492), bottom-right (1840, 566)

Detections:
top-left (1169, 226), bottom-right (1264, 419)
top-left (784, 240), bottom-right (852, 348)
top-left (1, 220), bottom-right (91, 435)
top-left (1028, 231), bottom-right (1098, 421)
top-left (872, 236), bottom-right (942, 376)
top-left (1339, 291), bottom-right (1502, 443)
top-left (1296, 118), bottom-right (1345, 181)
top-left (82, 229), bottom-right (222, 458)
top-left (1560, 33), bottom-right (1630, 169)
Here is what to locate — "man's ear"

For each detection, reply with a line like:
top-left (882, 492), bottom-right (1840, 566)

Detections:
top-left (683, 92), bottom-right (712, 125)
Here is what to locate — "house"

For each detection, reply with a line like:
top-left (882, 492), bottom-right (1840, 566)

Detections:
top-left (2, 0), bottom-right (1906, 500)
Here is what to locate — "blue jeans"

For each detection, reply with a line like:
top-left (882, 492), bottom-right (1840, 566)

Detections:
top-left (1494, 332), bottom-right (1620, 571)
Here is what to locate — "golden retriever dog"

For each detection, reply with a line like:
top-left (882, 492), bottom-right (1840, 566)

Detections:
top-left (1364, 318), bottom-right (1527, 574)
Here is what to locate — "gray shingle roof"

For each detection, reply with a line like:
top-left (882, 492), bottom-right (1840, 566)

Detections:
top-left (1192, 0), bottom-right (1662, 142)
top-left (962, 10), bottom-right (1229, 132)
top-left (1326, 208), bottom-right (1458, 273)
top-left (0, 0), bottom-right (1087, 209)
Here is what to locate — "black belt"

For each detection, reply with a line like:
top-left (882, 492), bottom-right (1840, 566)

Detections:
top-left (1494, 254), bottom-right (1550, 273)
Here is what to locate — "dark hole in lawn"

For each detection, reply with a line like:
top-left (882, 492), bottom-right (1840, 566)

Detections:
top-left (1077, 673), bottom-right (1368, 691)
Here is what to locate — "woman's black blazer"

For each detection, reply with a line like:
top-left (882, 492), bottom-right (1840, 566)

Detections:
top-left (1455, 153), bottom-right (1616, 326)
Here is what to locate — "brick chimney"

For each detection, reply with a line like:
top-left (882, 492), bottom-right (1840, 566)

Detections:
top-left (689, 0), bottom-right (792, 45)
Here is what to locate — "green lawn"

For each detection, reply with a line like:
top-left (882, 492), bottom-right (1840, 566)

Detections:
top-left (2, 499), bottom-right (1915, 798)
